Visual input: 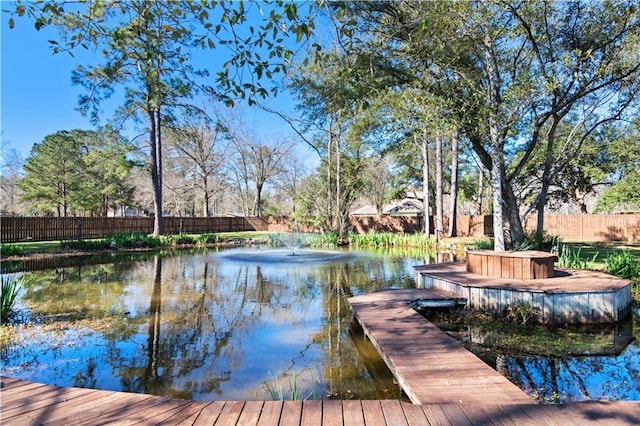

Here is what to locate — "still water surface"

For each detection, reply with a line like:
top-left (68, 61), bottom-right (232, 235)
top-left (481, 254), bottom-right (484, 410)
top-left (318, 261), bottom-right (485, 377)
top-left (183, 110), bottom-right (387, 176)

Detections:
top-left (1, 247), bottom-right (421, 401)
top-left (2, 247), bottom-right (638, 403)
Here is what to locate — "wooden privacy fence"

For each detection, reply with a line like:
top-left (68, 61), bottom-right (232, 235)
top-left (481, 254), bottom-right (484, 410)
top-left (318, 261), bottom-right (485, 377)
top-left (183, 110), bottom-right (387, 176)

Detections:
top-left (522, 214), bottom-right (640, 242)
top-left (1, 214), bottom-right (639, 244)
top-left (350, 215), bottom-right (492, 237)
top-left (0, 216), bottom-right (290, 243)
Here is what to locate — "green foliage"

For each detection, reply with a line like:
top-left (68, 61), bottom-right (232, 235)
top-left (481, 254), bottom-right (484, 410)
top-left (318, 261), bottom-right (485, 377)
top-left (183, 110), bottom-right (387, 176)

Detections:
top-left (557, 245), bottom-right (598, 269)
top-left (1, 276), bottom-right (23, 322)
top-left (60, 232), bottom-right (167, 251)
top-left (170, 234), bottom-right (196, 246)
top-left (517, 232), bottom-right (560, 252)
top-left (264, 371), bottom-right (317, 401)
top-left (347, 232), bottom-right (435, 249)
top-left (309, 232), bottom-right (338, 248)
top-left (18, 129), bottom-right (132, 216)
top-left (604, 250), bottom-right (640, 279)
top-left (473, 238), bottom-right (494, 250)
top-left (60, 239), bottom-right (112, 251)
top-left (195, 233), bottom-right (219, 247)
top-left (108, 232), bottom-right (167, 249)
top-left (0, 244), bottom-right (24, 257)
top-left (595, 170), bottom-right (640, 213)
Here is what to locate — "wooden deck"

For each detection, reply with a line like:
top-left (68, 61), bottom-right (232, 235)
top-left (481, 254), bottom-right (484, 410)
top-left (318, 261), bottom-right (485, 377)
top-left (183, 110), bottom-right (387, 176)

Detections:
top-left (349, 288), bottom-right (535, 406)
top-left (2, 376), bottom-right (640, 425)
top-left (414, 262), bottom-right (633, 324)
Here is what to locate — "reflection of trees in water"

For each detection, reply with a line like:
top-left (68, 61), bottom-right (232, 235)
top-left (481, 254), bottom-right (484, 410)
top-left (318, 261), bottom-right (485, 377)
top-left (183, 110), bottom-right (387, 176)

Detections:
top-left (5, 249), bottom-right (419, 400)
top-left (503, 346), bottom-right (640, 402)
top-left (19, 261), bottom-right (138, 319)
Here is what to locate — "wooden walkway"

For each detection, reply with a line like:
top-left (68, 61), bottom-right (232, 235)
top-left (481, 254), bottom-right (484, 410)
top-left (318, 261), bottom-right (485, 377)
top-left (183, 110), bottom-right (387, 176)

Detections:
top-left (348, 289), bottom-right (535, 406)
top-left (2, 376), bottom-right (640, 425)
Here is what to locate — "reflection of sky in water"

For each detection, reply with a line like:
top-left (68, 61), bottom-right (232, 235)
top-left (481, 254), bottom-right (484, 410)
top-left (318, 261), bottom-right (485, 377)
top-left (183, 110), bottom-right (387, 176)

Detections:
top-left (502, 342), bottom-right (640, 402)
top-left (1, 248), bottom-right (419, 401)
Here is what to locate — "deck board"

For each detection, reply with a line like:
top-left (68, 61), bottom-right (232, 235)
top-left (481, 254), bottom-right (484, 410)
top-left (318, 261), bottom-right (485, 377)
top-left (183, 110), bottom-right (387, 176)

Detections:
top-left (349, 289), bottom-right (535, 405)
top-left (1, 377), bottom-right (639, 425)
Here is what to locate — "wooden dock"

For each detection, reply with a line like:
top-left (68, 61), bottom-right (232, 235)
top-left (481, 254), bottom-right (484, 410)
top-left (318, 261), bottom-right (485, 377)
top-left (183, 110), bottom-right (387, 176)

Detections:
top-left (2, 376), bottom-right (640, 425)
top-left (414, 262), bottom-right (633, 324)
top-left (348, 288), bottom-right (535, 406)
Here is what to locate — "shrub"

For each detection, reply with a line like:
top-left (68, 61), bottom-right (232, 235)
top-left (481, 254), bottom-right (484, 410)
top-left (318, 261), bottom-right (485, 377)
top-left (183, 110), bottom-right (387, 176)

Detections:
top-left (518, 232), bottom-right (560, 252)
top-left (1, 276), bottom-right (23, 322)
top-left (171, 234), bottom-right (196, 246)
top-left (0, 244), bottom-right (24, 257)
top-left (473, 238), bottom-right (494, 250)
top-left (107, 232), bottom-right (165, 249)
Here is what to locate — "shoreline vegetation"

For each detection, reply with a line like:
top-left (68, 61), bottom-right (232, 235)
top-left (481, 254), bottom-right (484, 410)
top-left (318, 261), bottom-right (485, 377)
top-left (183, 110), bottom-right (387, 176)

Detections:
top-left (1, 231), bottom-right (638, 300)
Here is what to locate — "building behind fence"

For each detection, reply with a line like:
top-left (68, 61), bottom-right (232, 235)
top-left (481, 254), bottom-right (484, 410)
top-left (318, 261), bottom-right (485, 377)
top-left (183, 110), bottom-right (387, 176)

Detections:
top-left (1, 214), bottom-right (638, 244)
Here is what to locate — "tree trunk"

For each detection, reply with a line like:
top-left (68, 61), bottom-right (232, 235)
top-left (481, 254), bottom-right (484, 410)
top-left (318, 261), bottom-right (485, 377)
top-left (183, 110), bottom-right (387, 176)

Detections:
top-left (253, 181), bottom-right (264, 217)
top-left (536, 116), bottom-right (560, 241)
top-left (504, 178), bottom-right (525, 247)
top-left (447, 128), bottom-right (460, 237)
top-left (327, 119), bottom-right (333, 232)
top-left (435, 135), bottom-right (444, 241)
top-left (150, 108), bottom-right (163, 235)
top-left (422, 129), bottom-right (431, 237)
top-left (477, 166), bottom-right (484, 215)
top-left (484, 27), bottom-right (505, 251)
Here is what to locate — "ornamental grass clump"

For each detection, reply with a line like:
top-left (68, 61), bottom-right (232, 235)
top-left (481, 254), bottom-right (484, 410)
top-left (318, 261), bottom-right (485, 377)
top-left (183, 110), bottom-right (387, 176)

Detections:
top-left (557, 245), bottom-right (598, 269)
top-left (1, 276), bottom-right (23, 322)
top-left (605, 250), bottom-right (640, 280)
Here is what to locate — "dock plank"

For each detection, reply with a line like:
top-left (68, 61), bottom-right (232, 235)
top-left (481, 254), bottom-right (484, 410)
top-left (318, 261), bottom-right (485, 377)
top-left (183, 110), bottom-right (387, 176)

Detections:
top-left (349, 289), bottom-right (534, 406)
top-left (258, 401), bottom-right (284, 425)
top-left (192, 400), bottom-right (226, 425)
top-left (1, 377), bottom-right (639, 425)
top-left (341, 400), bottom-right (366, 426)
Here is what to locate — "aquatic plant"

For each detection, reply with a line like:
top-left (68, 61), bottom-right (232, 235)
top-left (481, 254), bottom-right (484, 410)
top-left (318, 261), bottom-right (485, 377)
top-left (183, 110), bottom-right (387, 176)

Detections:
top-left (264, 371), bottom-right (317, 401)
top-left (556, 245), bottom-right (598, 269)
top-left (1, 275), bottom-right (23, 322)
top-left (605, 250), bottom-right (640, 279)
top-left (347, 232), bottom-right (435, 249)
top-left (170, 234), bottom-right (196, 246)
top-left (195, 233), bottom-right (219, 246)
top-left (505, 302), bottom-right (540, 326)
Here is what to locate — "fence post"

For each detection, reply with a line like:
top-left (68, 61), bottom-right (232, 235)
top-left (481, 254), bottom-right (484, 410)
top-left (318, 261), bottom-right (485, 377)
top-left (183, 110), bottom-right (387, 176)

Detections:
top-left (77, 219), bottom-right (83, 241)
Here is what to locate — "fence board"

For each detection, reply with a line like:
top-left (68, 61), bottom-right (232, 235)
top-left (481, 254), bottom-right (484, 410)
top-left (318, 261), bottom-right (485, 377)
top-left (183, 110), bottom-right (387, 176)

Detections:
top-left (0, 216), bottom-right (282, 243)
top-left (1, 214), bottom-right (639, 243)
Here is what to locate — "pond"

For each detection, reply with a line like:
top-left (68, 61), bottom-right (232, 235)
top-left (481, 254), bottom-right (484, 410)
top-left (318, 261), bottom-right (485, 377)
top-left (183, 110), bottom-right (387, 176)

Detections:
top-left (2, 247), bottom-right (638, 403)
top-left (424, 307), bottom-right (640, 403)
top-left (1, 247), bottom-right (425, 401)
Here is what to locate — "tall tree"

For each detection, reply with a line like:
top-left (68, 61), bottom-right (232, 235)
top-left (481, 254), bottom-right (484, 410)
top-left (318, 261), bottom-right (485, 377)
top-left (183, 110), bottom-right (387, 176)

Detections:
top-left (11, 0), bottom-right (315, 233)
top-left (19, 130), bottom-right (86, 216)
top-left (228, 134), bottom-right (292, 217)
top-left (329, 0), bottom-right (640, 248)
top-left (18, 129), bottom-right (132, 216)
top-left (0, 149), bottom-right (25, 216)
top-left (165, 113), bottom-right (230, 217)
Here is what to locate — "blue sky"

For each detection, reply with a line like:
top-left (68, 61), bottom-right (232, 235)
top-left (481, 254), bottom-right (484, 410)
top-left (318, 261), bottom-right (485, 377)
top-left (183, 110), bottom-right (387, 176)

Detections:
top-left (1, 11), bottom-right (100, 159)
top-left (1, 7), bottom-right (312, 163)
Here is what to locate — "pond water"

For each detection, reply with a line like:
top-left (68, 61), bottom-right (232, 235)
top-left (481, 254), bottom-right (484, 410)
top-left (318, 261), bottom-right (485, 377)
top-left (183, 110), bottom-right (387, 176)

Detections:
top-left (426, 308), bottom-right (640, 403)
top-left (2, 247), bottom-right (638, 403)
top-left (1, 247), bottom-right (424, 401)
